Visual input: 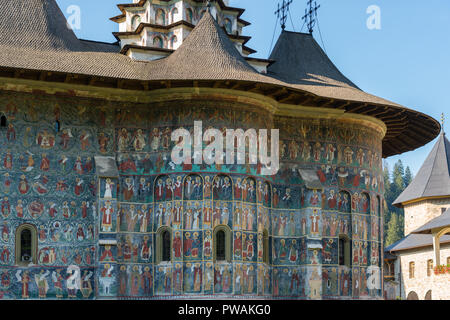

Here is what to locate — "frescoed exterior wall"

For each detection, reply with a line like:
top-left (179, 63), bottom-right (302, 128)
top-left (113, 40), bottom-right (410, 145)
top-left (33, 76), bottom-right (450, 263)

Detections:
top-left (0, 90), bottom-right (385, 299)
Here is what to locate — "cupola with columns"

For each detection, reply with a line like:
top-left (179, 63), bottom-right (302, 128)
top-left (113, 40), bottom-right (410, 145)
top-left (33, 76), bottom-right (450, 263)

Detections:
top-left (110, 0), bottom-right (271, 72)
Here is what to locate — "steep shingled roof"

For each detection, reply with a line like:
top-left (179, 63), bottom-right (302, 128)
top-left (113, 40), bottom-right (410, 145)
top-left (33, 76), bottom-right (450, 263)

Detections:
top-left (0, 0), bottom-right (119, 53)
top-left (269, 31), bottom-right (359, 90)
top-left (267, 31), bottom-right (408, 110)
top-left (394, 132), bottom-right (450, 206)
top-left (0, 0), bottom-right (441, 158)
top-left (141, 12), bottom-right (275, 82)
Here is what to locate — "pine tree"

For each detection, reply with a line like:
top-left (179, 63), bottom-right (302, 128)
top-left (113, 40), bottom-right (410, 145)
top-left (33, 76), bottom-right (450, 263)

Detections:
top-left (393, 160), bottom-right (405, 191)
top-left (385, 213), bottom-right (402, 246)
top-left (383, 160), bottom-right (391, 195)
top-left (404, 166), bottom-right (413, 187)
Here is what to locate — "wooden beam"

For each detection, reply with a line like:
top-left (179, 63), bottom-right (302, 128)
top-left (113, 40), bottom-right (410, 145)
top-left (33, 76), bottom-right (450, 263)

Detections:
top-left (141, 81), bottom-right (149, 90)
top-left (278, 93), bottom-right (296, 103)
top-left (266, 87), bottom-right (287, 98)
top-left (231, 82), bottom-right (242, 90)
top-left (246, 83), bottom-right (261, 93)
top-left (346, 103), bottom-right (369, 113)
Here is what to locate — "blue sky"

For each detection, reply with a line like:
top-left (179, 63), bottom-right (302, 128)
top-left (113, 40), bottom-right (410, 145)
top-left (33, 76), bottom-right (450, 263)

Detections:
top-left (55, 0), bottom-right (450, 176)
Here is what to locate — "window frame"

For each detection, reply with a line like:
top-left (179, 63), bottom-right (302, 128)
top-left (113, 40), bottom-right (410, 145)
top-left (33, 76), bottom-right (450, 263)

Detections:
top-left (409, 261), bottom-right (415, 279)
top-left (427, 259), bottom-right (433, 277)
top-left (156, 226), bottom-right (172, 264)
top-left (338, 234), bottom-right (350, 267)
top-left (213, 225), bottom-right (231, 263)
top-left (15, 224), bottom-right (38, 266)
top-left (263, 229), bottom-right (270, 264)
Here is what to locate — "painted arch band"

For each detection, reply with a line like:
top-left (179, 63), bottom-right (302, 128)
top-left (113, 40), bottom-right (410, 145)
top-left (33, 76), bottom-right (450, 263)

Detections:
top-left (171, 121), bottom-right (280, 176)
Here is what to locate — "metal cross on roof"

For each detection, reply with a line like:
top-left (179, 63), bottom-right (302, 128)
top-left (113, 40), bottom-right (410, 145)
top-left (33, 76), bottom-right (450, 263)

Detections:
top-left (204, 0), bottom-right (213, 9)
top-left (302, 0), bottom-right (321, 34)
top-left (275, 0), bottom-right (293, 30)
top-left (442, 113), bottom-right (445, 134)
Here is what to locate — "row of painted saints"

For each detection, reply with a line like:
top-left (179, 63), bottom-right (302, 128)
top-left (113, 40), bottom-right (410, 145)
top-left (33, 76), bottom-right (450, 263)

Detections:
top-left (115, 154), bottom-right (384, 196)
top-left (111, 174), bottom-right (378, 212)
top-left (109, 264), bottom-right (378, 298)
top-left (108, 175), bottom-right (271, 205)
top-left (0, 244), bottom-right (95, 267)
top-left (280, 139), bottom-right (381, 168)
top-left (112, 263), bottom-right (271, 297)
top-left (0, 265), bottom-right (377, 298)
top-left (0, 151), bottom-right (94, 174)
top-left (115, 201), bottom-right (268, 234)
top-left (0, 267), bottom-right (95, 299)
top-left (0, 176), bottom-right (96, 199)
top-left (0, 123), bottom-right (112, 154)
top-left (0, 198), bottom-right (95, 220)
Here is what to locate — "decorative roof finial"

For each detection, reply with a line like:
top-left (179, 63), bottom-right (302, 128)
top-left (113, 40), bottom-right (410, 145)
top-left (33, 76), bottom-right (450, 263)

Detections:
top-left (275, 0), bottom-right (293, 31)
top-left (441, 113), bottom-right (445, 135)
top-left (302, 0), bottom-right (321, 34)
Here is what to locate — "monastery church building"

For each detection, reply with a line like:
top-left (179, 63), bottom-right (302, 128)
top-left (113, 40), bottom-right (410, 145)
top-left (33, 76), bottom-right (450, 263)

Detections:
top-left (0, 0), bottom-right (440, 300)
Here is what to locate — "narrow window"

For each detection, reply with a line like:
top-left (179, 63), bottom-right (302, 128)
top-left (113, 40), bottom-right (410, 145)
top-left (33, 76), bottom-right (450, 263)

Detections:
top-left (409, 262), bottom-right (415, 279)
top-left (263, 230), bottom-right (269, 264)
top-left (21, 229), bottom-right (32, 263)
top-left (339, 238), bottom-right (345, 266)
top-left (447, 257), bottom-right (450, 266)
top-left (162, 230), bottom-right (171, 262)
top-left (0, 115), bottom-right (7, 127)
top-left (427, 259), bottom-right (433, 277)
top-left (339, 235), bottom-right (350, 267)
top-left (216, 230), bottom-right (226, 261)
top-left (157, 227), bottom-right (172, 264)
top-left (214, 226), bottom-right (231, 262)
top-left (15, 224), bottom-right (37, 265)
top-left (131, 15), bottom-right (141, 30)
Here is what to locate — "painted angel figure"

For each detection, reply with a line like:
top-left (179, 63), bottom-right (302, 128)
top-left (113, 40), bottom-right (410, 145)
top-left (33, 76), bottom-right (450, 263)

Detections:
top-left (99, 264), bottom-right (114, 295)
top-left (66, 265), bottom-right (81, 298)
top-left (35, 270), bottom-right (50, 298)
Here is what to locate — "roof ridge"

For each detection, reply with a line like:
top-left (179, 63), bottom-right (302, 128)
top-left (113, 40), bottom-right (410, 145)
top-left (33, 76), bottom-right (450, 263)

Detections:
top-left (161, 10), bottom-right (259, 75)
top-left (422, 134), bottom-right (443, 196)
top-left (443, 134), bottom-right (450, 178)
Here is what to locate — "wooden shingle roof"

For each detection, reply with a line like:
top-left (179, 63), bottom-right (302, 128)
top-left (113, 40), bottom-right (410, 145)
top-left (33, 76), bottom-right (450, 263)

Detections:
top-left (394, 132), bottom-right (450, 206)
top-left (0, 0), bottom-right (441, 158)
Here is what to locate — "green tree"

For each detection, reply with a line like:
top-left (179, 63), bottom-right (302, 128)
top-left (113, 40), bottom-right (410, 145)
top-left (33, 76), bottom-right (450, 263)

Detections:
top-left (403, 166), bottom-right (413, 187)
top-left (392, 160), bottom-right (405, 191)
top-left (383, 160), bottom-right (391, 195)
top-left (385, 213), bottom-right (403, 246)
top-left (382, 160), bottom-right (411, 246)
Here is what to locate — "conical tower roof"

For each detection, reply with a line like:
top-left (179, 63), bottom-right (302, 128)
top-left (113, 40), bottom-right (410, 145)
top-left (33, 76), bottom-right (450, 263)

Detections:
top-left (145, 10), bottom-right (269, 81)
top-left (268, 30), bottom-right (358, 89)
top-left (0, 0), bottom-right (83, 51)
top-left (394, 131), bottom-right (450, 207)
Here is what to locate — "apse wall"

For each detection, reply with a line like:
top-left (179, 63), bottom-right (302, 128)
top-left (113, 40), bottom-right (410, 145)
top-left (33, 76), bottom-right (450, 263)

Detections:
top-left (0, 90), bottom-right (385, 299)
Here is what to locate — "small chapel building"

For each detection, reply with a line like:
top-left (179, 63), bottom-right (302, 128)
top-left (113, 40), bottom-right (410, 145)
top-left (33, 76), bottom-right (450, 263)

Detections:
top-left (384, 129), bottom-right (450, 300)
